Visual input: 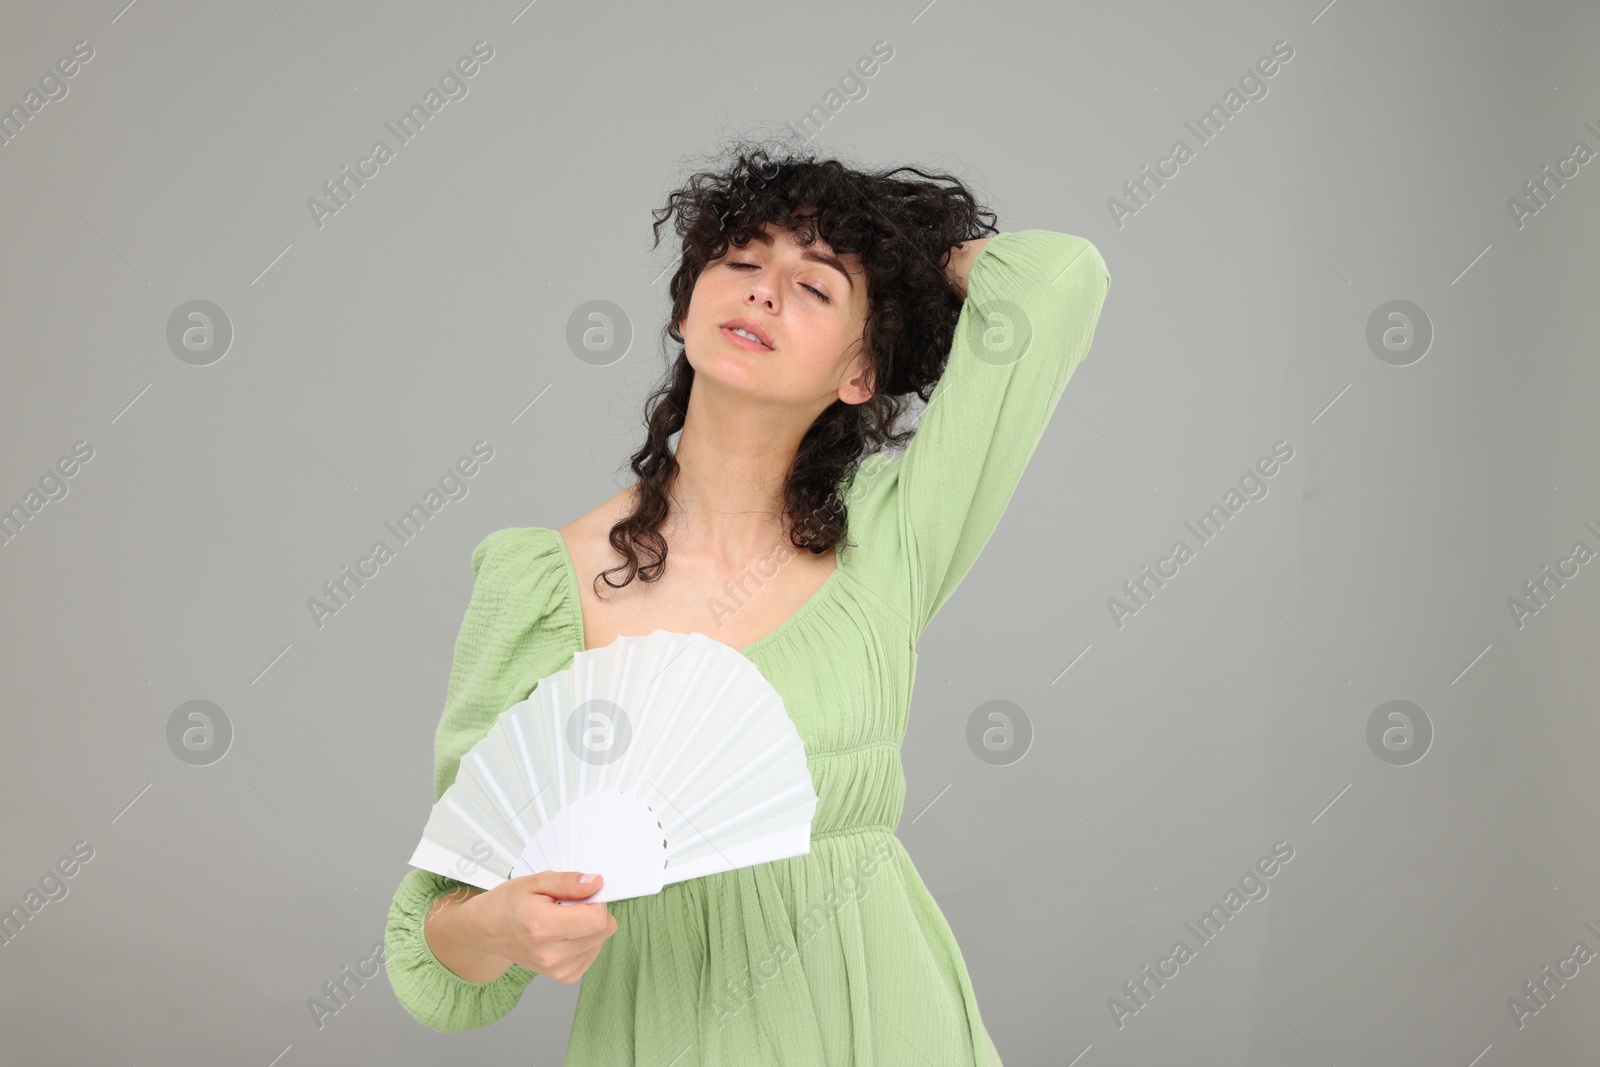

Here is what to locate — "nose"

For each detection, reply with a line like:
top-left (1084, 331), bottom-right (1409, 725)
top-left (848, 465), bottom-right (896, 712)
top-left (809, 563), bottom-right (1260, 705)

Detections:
top-left (744, 270), bottom-right (779, 309)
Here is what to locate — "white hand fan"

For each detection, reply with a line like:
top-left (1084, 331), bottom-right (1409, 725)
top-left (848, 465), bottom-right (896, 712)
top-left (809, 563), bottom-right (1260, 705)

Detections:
top-left (408, 629), bottom-right (818, 905)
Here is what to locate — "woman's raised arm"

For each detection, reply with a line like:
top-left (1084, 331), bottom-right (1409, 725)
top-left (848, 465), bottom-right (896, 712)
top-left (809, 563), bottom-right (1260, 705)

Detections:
top-left (893, 229), bottom-right (1112, 636)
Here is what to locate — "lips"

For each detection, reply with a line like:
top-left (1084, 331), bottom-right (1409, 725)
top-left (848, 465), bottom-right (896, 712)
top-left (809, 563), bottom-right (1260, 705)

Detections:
top-left (720, 319), bottom-right (774, 350)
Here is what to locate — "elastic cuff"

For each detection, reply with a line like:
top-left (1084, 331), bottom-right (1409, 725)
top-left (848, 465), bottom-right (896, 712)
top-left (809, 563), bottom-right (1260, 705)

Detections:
top-left (385, 867), bottom-right (539, 1032)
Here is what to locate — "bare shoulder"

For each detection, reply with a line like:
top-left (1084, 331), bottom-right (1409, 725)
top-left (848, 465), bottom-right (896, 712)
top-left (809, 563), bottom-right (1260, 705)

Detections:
top-left (558, 486), bottom-right (638, 574)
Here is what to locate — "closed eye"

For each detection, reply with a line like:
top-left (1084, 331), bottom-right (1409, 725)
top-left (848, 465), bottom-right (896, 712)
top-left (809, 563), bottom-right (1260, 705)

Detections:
top-left (727, 262), bottom-right (829, 303)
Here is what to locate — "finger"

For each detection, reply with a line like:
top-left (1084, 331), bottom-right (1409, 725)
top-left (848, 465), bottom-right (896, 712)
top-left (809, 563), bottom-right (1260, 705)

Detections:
top-left (564, 920), bottom-right (616, 960)
top-left (535, 902), bottom-right (613, 943)
top-left (563, 924), bottom-right (613, 957)
top-left (562, 901), bottom-right (614, 935)
top-left (571, 942), bottom-right (604, 977)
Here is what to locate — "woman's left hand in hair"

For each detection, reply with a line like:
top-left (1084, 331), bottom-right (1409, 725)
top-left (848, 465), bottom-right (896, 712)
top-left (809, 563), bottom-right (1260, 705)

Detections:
top-left (941, 236), bottom-right (993, 302)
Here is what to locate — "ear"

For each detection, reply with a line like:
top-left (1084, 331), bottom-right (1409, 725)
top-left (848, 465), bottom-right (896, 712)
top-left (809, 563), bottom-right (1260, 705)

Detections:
top-left (839, 353), bottom-right (876, 406)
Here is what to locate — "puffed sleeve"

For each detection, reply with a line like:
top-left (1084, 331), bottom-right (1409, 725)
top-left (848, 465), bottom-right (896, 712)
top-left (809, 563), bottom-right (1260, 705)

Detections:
top-left (894, 230), bottom-right (1110, 634)
top-left (384, 526), bottom-right (575, 1032)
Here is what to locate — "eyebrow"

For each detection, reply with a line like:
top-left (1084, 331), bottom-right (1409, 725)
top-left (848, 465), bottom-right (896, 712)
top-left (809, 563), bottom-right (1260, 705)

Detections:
top-left (741, 229), bottom-right (856, 295)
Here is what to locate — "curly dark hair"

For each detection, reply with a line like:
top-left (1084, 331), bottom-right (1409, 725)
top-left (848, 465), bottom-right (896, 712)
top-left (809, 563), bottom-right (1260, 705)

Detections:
top-left (593, 135), bottom-right (998, 597)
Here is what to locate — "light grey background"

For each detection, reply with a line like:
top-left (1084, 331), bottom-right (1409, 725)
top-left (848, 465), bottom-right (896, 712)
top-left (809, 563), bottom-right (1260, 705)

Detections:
top-left (2, 1), bottom-right (1597, 1064)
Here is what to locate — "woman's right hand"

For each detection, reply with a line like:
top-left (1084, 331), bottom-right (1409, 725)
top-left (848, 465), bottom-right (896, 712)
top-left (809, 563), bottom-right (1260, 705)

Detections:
top-left (467, 872), bottom-right (619, 984)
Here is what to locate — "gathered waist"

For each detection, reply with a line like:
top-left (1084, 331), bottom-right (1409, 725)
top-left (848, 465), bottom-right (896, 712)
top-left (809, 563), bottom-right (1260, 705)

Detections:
top-left (809, 823), bottom-right (896, 843)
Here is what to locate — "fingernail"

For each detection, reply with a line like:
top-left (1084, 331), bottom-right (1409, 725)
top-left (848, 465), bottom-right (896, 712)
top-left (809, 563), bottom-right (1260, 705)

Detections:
top-left (579, 873), bottom-right (598, 884)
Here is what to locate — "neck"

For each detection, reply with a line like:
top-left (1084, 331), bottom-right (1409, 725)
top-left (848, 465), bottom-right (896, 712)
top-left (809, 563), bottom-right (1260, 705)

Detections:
top-left (667, 383), bottom-right (816, 566)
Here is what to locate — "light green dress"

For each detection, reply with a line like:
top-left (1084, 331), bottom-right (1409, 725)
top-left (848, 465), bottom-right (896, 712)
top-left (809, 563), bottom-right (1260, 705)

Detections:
top-left (384, 229), bottom-right (1111, 1064)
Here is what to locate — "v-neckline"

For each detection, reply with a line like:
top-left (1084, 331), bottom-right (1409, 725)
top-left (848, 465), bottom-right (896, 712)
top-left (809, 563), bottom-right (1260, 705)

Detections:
top-left (546, 527), bottom-right (844, 658)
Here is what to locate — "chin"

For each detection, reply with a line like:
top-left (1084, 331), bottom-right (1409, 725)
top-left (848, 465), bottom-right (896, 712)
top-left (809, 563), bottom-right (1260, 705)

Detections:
top-left (686, 349), bottom-right (786, 399)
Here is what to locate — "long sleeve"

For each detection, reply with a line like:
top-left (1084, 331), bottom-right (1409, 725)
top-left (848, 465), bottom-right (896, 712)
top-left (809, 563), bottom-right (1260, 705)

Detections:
top-left (894, 229), bottom-right (1110, 635)
top-left (385, 527), bottom-right (575, 1033)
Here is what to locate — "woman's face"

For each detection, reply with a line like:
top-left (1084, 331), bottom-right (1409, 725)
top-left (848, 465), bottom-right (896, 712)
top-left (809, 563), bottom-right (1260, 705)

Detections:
top-left (679, 221), bottom-right (873, 408)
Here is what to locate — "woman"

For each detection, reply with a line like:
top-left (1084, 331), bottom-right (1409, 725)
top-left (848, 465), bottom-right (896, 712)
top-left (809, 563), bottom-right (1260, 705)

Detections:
top-left (384, 143), bottom-right (1111, 1064)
